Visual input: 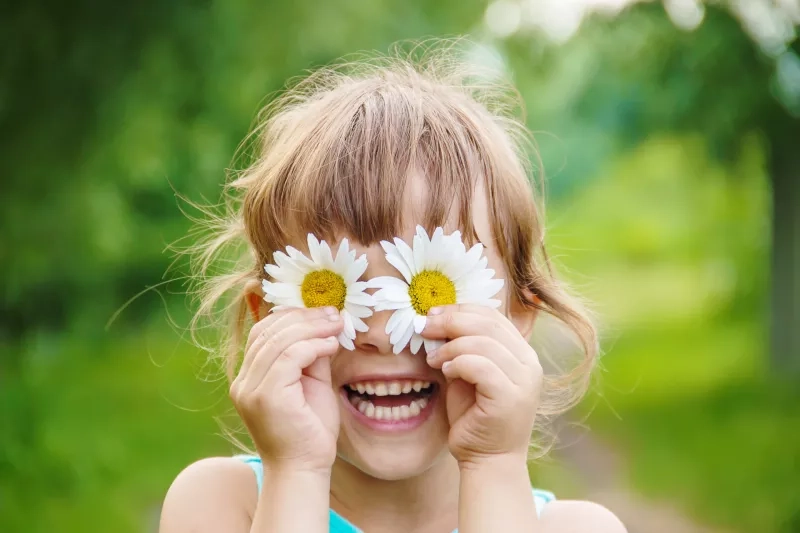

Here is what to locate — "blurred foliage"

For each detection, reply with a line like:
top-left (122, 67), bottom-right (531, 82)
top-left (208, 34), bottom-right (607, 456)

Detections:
top-left (1, 0), bottom-right (798, 532)
top-left (548, 134), bottom-right (798, 532)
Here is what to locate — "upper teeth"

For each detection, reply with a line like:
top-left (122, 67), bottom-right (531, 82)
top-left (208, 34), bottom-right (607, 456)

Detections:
top-left (347, 380), bottom-right (431, 396)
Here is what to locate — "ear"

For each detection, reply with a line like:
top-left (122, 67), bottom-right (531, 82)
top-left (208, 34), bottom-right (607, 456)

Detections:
top-left (508, 288), bottom-right (540, 340)
top-left (244, 279), bottom-right (266, 323)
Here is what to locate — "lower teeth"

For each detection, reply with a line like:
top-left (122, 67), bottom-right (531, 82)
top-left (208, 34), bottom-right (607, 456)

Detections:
top-left (350, 397), bottom-right (429, 421)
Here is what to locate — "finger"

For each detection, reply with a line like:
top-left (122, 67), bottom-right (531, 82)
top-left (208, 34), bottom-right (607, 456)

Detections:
top-left (245, 306), bottom-right (333, 353)
top-left (422, 308), bottom-right (521, 351)
top-left (426, 336), bottom-right (526, 385)
top-left (241, 306), bottom-right (338, 376)
top-left (240, 315), bottom-right (343, 389)
top-left (441, 354), bottom-right (511, 402)
top-left (261, 336), bottom-right (339, 390)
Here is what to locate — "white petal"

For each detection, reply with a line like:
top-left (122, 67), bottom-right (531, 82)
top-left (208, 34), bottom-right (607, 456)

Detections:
top-left (427, 228), bottom-right (445, 269)
top-left (460, 267), bottom-right (495, 286)
top-left (385, 307), bottom-right (412, 335)
top-left (413, 315), bottom-right (428, 334)
top-left (273, 251), bottom-right (309, 279)
top-left (264, 263), bottom-right (304, 285)
top-left (389, 318), bottom-right (412, 346)
top-left (375, 300), bottom-right (412, 311)
top-left (458, 279), bottom-right (505, 302)
top-left (319, 240), bottom-right (335, 269)
top-left (374, 287), bottom-right (411, 304)
top-left (345, 302), bottom-right (372, 318)
top-left (346, 291), bottom-right (374, 307)
top-left (393, 238), bottom-right (417, 276)
top-left (350, 315), bottom-right (369, 332)
top-left (385, 253), bottom-right (413, 283)
top-left (348, 281), bottom-right (369, 293)
top-left (412, 234), bottom-right (426, 274)
top-left (389, 308), bottom-right (415, 345)
top-left (263, 281), bottom-right (303, 307)
top-left (286, 246), bottom-right (317, 270)
top-left (345, 256), bottom-right (368, 284)
top-left (307, 234), bottom-right (323, 265)
top-left (333, 239), bottom-right (351, 273)
top-left (393, 324), bottom-right (414, 354)
top-left (263, 282), bottom-right (301, 300)
top-left (447, 243), bottom-right (484, 281)
top-left (410, 334), bottom-right (423, 354)
top-left (367, 276), bottom-right (408, 292)
top-left (483, 278), bottom-right (506, 296)
top-left (380, 240), bottom-right (395, 255)
top-left (342, 312), bottom-right (356, 339)
top-left (338, 332), bottom-right (355, 351)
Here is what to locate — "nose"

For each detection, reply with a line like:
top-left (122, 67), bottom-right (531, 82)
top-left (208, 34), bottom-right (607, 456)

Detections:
top-left (354, 309), bottom-right (394, 355)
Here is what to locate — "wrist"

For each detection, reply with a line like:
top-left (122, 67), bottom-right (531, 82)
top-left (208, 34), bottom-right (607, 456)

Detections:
top-left (253, 458), bottom-right (331, 532)
top-left (261, 458), bottom-right (333, 481)
top-left (458, 452), bottom-right (529, 474)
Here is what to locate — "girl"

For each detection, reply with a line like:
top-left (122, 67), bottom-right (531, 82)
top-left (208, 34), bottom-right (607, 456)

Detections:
top-left (160, 43), bottom-right (626, 533)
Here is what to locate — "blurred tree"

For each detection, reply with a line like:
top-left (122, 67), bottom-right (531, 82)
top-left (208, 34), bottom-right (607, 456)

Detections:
top-left (0, 0), bottom-right (486, 351)
top-left (499, 2), bottom-right (799, 367)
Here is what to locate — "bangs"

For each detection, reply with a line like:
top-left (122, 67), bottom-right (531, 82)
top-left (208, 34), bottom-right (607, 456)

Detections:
top-left (240, 79), bottom-right (496, 259)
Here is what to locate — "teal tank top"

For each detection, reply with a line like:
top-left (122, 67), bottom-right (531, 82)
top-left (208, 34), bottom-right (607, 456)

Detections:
top-left (237, 455), bottom-right (555, 532)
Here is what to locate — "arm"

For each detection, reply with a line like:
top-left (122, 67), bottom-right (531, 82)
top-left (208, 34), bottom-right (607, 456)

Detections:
top-left (250, 463), bottom-right (330, 532)
top-left (158, 458), bottom-right (331, 533)
top-left (458, 457), bottom-right (629, 533)
top-left (538, 501), bottom-right (628, 533)
top-left (159, 458), bottom-right (255, 533)
top-left (458, 454), bottom-right (539, 533)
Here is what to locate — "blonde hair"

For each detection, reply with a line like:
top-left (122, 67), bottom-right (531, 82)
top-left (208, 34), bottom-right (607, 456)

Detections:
top-left (187, 40), bottom-right (598, 456)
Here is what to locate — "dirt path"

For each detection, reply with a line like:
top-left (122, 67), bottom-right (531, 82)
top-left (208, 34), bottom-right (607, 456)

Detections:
top-left (550, 423), bottom-right (729, 533)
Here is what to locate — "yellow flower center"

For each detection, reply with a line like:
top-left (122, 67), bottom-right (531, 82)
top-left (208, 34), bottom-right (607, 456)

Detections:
top-left (408, 270), bottom-right (456, 315)
top-left (301, 270), bottom-right (347, 310)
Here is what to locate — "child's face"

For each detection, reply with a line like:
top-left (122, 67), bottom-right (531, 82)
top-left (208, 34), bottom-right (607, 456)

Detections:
top-left (327, 172), bottom-right (518, 480)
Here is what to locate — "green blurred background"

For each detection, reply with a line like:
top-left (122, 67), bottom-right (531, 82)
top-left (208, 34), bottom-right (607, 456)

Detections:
top-left (2, 1), bottom-right (799, 532)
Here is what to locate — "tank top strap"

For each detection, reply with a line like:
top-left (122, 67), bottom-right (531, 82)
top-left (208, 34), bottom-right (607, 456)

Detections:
top-left (238, 455), bottom-right (265, 494)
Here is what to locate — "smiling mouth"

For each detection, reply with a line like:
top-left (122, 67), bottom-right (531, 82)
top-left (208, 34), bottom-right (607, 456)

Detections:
top-left (343, 380), bottom-right (437, 422)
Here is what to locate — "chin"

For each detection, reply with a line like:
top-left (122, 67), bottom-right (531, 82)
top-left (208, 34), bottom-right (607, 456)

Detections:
top-left (335, 379), bottom-right (451, 480)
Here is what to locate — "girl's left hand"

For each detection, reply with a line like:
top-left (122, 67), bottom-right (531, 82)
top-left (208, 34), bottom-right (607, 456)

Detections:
top-left (422, 304), bottom-right (543, 466)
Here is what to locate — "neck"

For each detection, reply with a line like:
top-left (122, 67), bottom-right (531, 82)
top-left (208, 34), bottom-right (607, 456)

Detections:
top-left (330, 453), bottom-right (460, 533)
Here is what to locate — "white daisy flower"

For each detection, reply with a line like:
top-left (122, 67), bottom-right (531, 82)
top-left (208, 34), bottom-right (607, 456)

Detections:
top-left (369, 226), bottom-right (504, 355)
top-left (262, 234), bottom-right (374, 350)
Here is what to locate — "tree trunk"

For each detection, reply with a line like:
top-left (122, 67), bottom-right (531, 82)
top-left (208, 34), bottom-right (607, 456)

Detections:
top-left (769, 124), bottom-right (800, 370)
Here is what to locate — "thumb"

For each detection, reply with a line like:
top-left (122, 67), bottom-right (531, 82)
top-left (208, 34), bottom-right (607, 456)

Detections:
top-left (445, 378), bottom-right (474, 426)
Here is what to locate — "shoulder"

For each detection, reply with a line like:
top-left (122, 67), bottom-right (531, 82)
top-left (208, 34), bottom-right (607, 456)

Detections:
top-left (539, 500), bottom-right (627, 533)
top-left (159, 457), bottom-right (259, 533)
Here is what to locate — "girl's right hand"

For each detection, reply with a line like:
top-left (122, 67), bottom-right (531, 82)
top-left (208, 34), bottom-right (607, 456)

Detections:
top-left (230, 306), bottom-right (344, 473)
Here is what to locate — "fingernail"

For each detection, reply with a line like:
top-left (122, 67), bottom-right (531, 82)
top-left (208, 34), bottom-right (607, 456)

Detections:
top-left (324, 307), bottom-right (340, 320)
top-left (428, 307), bottom-right (444, 316)
top-left (442, 361), bottom-right (451, 372)
top-left (426, 349), bottom-right (437, 361)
